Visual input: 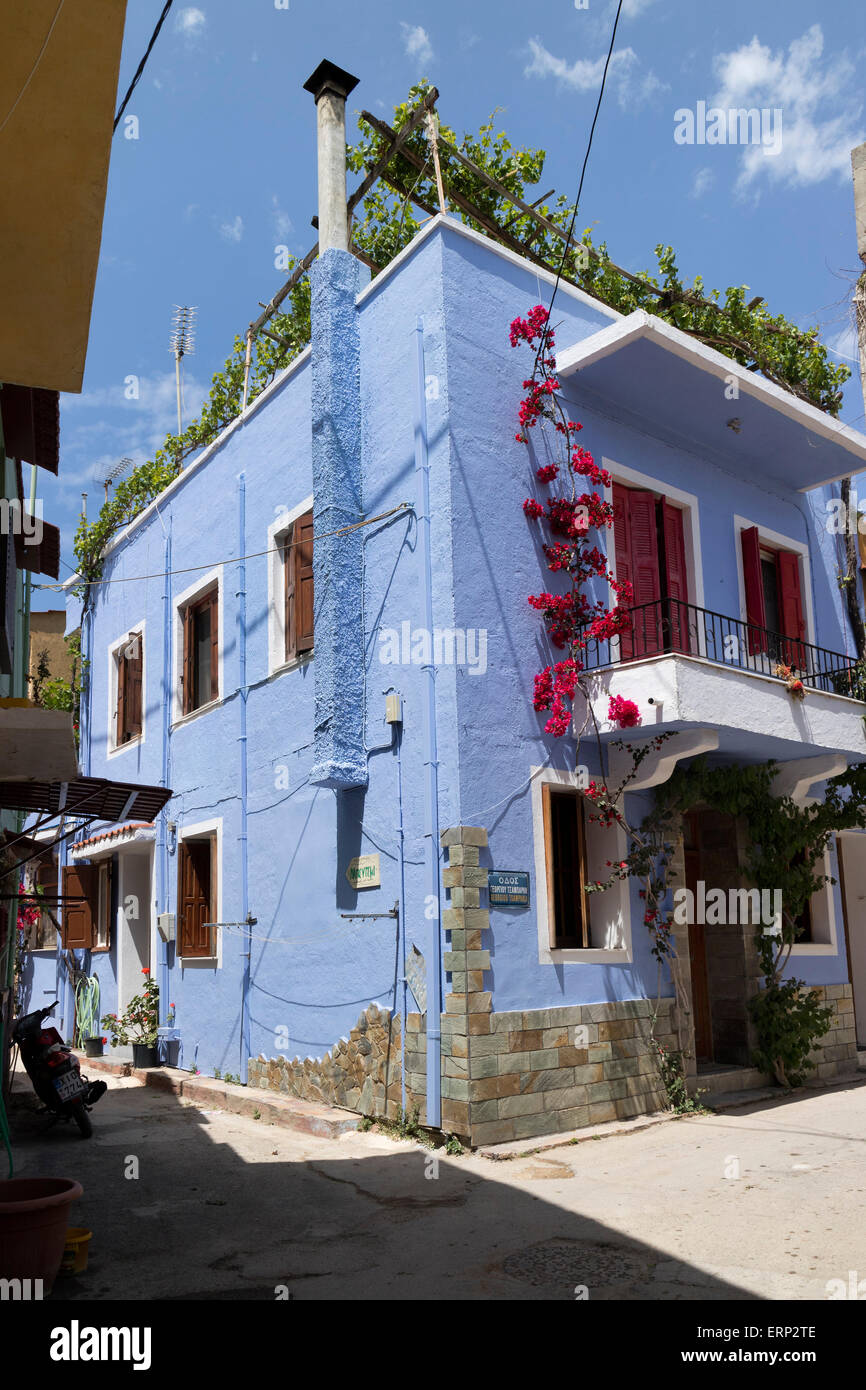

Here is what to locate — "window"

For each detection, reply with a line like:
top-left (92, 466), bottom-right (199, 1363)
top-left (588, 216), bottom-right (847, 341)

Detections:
top-left (612, 484), bottom-right (690, 658)
top-left (542, 785), bottom-right (591, 948)
top-left (181, 588), bottom-right (218, 714)
top-left (22, 853), bottom-right (59, 950)
top-left (178, 837), bottom-right (214, 958)
top-left (282, 510), bottom-right (314, 662)
top-left (741, 527), bottom-right (806, 664)
top-left (115, 631), bottom-right (143, 745)
top-left (59, 861), bottom-right (111, 952)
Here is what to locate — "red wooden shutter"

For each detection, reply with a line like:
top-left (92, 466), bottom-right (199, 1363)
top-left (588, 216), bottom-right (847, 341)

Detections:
top-left (777, 550), bottom-right (806, 668)
top-left (179, 841), bottom-right (212, 957)
top-left (627, 490), bottom-right (662, 656)
top-left (662, 501), bottom-right (690, 654)
top-left (741, 526), bottom-right (766, 655)
top-left (61, 865), bottom-right (98, 950)
top-left (208, 590), bottom-right (219, 701)
top-left (294, 511), bottom-right (315, 655)
top-left (182, 605), bottom-right (194, 714)
top-left (612, 484), bottom-right (634, 660)
top-left (284, 525), bottom-right (295, 660)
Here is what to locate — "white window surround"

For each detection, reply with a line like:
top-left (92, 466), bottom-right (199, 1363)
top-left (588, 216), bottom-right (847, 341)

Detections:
top-left (267, 495), bottom-right (314, 677)
top-left (106, 619), bottom-right (146, 756)
top-left (787, 844), bottom-right (839, 958)
top-left (602, 458), bottom-right (705, 660)
top-left (171, 566), bottom-right (224, 728)
top-left (733, 513), bottom-right (815, 648)
top-left (176, 817), bottom-right (223, 968)
top-left (531, 765), bottom-right (632, 965)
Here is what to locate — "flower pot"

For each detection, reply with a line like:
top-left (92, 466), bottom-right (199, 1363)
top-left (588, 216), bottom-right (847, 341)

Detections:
top-left (0, 1178), bottom-right (84, 1294)
top-left (131, 1044), bottom-right (159, 1069)
top-left (84, 1038), bottom-right (103, 1058)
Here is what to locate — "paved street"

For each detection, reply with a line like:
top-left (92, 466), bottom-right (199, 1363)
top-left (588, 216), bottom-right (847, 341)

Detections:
top-left (6, 1071), bottom-right (866, 1301)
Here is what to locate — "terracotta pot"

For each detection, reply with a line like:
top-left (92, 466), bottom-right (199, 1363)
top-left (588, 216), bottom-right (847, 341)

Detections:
top-left (0, 1177), bottom-right (84, 1293)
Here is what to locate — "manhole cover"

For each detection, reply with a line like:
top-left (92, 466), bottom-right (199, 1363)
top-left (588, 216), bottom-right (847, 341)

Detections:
top-left (503, 1239), bottom-right (646, 1289)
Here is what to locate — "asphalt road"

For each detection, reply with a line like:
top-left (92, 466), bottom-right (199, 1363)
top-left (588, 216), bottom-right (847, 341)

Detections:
top-left (7, 1072), bottom-right (866, 1301)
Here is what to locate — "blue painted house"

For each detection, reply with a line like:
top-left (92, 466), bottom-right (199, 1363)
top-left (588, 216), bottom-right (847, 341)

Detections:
top-left (24, 180), bottom-right (866, 1144)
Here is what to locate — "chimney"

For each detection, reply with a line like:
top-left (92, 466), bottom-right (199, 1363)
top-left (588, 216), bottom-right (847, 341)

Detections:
top-left (304, 59), bottom-right (359, 254)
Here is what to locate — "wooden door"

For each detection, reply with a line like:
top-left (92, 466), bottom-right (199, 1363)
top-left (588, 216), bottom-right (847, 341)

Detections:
top-left (683, 813), bottom-right (713, 1063)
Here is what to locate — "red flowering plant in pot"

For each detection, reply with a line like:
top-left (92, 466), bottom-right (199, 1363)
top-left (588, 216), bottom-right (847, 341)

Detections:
top-left (101, 969), bottom-right (160, 1067)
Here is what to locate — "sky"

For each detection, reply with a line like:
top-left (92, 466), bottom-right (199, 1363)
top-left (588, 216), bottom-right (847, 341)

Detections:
top-left (31, 0), bottom-right (866, 608)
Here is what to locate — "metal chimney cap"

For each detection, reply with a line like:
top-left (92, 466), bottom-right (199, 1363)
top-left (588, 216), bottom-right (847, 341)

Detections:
top-left (303, 59), bottom-right (360, 103)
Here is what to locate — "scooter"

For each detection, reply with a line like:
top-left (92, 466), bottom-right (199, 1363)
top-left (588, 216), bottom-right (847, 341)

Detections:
top-left (11, 1002), bottom-right (107, 1138)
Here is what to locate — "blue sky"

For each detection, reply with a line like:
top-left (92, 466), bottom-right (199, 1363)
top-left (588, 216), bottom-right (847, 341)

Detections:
top-left (33, 0), bottom-right (866, 607)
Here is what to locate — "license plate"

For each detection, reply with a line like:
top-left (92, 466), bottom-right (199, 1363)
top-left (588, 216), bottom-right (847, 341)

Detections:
top-left (54, 1071), bottom-right (87, 1102)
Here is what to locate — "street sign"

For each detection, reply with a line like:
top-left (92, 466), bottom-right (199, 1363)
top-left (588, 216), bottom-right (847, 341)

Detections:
top-left (488, 870), bottom-right (530, 907)
top-left (345, 853), bottom-right (381, 889)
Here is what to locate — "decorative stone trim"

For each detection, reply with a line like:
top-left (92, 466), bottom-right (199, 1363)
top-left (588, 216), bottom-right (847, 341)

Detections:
top-left (248, 1003), bottom-right (403, 1117)
top-left (807, 983), bottom-right (858, 1078)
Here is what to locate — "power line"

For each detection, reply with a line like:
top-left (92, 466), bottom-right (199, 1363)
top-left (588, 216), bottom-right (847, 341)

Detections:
top-left (535, 0), bottom-right (624, 371)
top-left (0, 0), bottom-right (66, 139)
top-left (34, 503), bottom-right (411, 591)
top-left (113, 0), bottom-right (174, 132)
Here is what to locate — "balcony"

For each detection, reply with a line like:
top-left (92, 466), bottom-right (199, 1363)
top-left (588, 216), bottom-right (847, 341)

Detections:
top-left (576, 598), bottom-right (866, 761)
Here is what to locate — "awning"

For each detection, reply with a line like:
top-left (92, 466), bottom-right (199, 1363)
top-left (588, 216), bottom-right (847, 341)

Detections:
top-left (0, 776), bottom-right (172, 823)
top-left (0, 384), bottom-right (60, 474)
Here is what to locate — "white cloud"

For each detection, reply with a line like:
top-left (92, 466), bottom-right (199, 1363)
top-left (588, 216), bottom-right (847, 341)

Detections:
top-left (711, 25), bottom-right (865, 191)
top-left (401, 22), bottom-right (433, 68)
top-left (524, 36), bottom-right (666, 110)
top-left (219, 215), bottom-right (244, 243)
top-left (621, 0), bottom-right (657, 15)
top-left (691, 166), bottom-right (714, 198)
top-left (270, 196), bottom-right (293, 241)
top-left (176, 7), bottom-right (206, 39)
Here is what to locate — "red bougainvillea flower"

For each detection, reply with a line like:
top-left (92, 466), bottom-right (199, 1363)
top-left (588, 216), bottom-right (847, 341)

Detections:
top-left (608, 695), bottom-right (641, 728)
top-left (523, 498), bottom-right (544, 518)
top-left (535, 464), bottom-right (558, 484)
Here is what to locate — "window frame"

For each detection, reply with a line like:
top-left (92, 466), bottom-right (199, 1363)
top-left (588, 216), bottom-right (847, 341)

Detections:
top-left (734, 515), bottom-right (814, 651)
top-left (267, 497), bottom-right (314, 675)
top-left (176, 819), bottom-right (222, 966)
top-left (107, 621), bottom-right (146, 755)
top-left (172, 568), bottom-right (223, 726)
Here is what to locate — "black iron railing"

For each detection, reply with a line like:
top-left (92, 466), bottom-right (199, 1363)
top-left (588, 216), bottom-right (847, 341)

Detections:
top-left (577, 597), bottom-right (862, 698)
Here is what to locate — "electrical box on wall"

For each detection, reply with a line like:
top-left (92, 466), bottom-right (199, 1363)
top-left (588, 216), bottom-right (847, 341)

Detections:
top-left (385, 693), bottom-right (402, 724)
top-left (157, 912), bottom-right (175, 943)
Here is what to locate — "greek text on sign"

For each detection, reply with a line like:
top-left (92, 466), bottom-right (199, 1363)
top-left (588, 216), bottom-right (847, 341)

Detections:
top-left (488, 870), bottom-right (530, 906)
top-left (346, 854), bottom-right (381, 889)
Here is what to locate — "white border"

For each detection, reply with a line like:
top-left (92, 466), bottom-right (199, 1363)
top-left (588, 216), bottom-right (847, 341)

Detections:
top-left (176, 817), bottom-right (223, 968)
top-left (266, 495), bottom-right (314, 677)
top-left (733, 513), bottom-right (815, 649)
top-left (106, 619), bottom-right (146, 757)
top-left (788, 844), bottom-right (839, 958)
top-left (171, 567), bottom-right (224, 727)
top-left (531, 765), bottom-right (631, 965)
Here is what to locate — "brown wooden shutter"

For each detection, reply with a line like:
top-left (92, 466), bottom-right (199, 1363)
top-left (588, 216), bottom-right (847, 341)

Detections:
top-left (542, 787), bottom-right (589, 949)
top-left (209, 590), bottom-right (219, 701)
top-left (182, 604), bottom-right (194, 715)
top-left (294, 511), bottom-right (315, 655)
top-left (116, 649), bottom-right (127, 745)
top-left (741, 525), bottom-right (766, 655)
top-left (127, 633), bottom-right (143, 737)
top-left (179, 840), bottom-right (212, 957)
top-left (60, 865), bottom-right (99, 950)
top-left (283, 526), bottom-right (296, 661)
top-left (35, 855), bottom-right (59, 949)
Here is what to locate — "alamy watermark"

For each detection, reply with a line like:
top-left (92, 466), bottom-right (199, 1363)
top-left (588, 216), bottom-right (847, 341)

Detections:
top-left (378, 622), bottom-right (488, 676)
top-left (673, 881), bottom-right (782, 934)
top-left (0, 496), bottom-right (42, 545)
top-left (674, 102), bottom-right (782, 157)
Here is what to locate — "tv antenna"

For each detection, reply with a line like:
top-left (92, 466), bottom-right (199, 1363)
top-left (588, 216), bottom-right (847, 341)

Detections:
top-left (169, 305), bottom-right (197, 436)
top-left (101, 457), bottom-right (135, 504)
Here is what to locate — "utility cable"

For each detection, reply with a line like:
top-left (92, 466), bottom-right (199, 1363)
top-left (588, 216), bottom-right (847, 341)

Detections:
top-left (534, 0), bottom-right (624, 375)
top-left (0, 0), bottom-right (66, 139)
top-left (114, 0), bottom-right (174, 132)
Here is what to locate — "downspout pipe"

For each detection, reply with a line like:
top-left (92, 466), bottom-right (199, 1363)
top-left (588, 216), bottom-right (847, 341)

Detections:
top-left (157, 529), bottom-right (171, 1024)
top-left (414, 318), bottom-right (442, 1129)
top-left (237, 475), bottom-right (251, 1081)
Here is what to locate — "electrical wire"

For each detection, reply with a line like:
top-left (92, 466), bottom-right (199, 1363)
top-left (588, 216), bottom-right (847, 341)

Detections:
top-left (113, 0), bottom-right (174, 132)
top-left (0, 0), bottom-right (66, 139)
top-left (34, 502), bottom-right (411, 591)
top-left (533, 0), bottom-right (624, 375)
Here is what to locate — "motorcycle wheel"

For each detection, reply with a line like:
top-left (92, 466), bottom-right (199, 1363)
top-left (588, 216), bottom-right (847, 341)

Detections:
top-left (72, 1102), bottom-right (93, 1138)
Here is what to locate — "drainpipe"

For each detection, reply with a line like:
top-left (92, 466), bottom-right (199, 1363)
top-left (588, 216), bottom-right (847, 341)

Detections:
top-left (413, 318), bottom-right (442, 1129)
top-left (237, 475), bottom-right (251, 1080)
top-left (157, 529), bottom-right (171, 1022)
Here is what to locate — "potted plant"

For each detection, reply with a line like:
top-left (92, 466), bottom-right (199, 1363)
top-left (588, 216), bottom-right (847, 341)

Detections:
top-left (84, 1036), bottom-right (106, 1058)
top-left (101, 970), bottom-right (160, 1067)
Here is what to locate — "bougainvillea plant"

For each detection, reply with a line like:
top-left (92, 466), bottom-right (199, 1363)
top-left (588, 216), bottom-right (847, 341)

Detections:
top-left (511, 303), bottom-right (636, 739)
